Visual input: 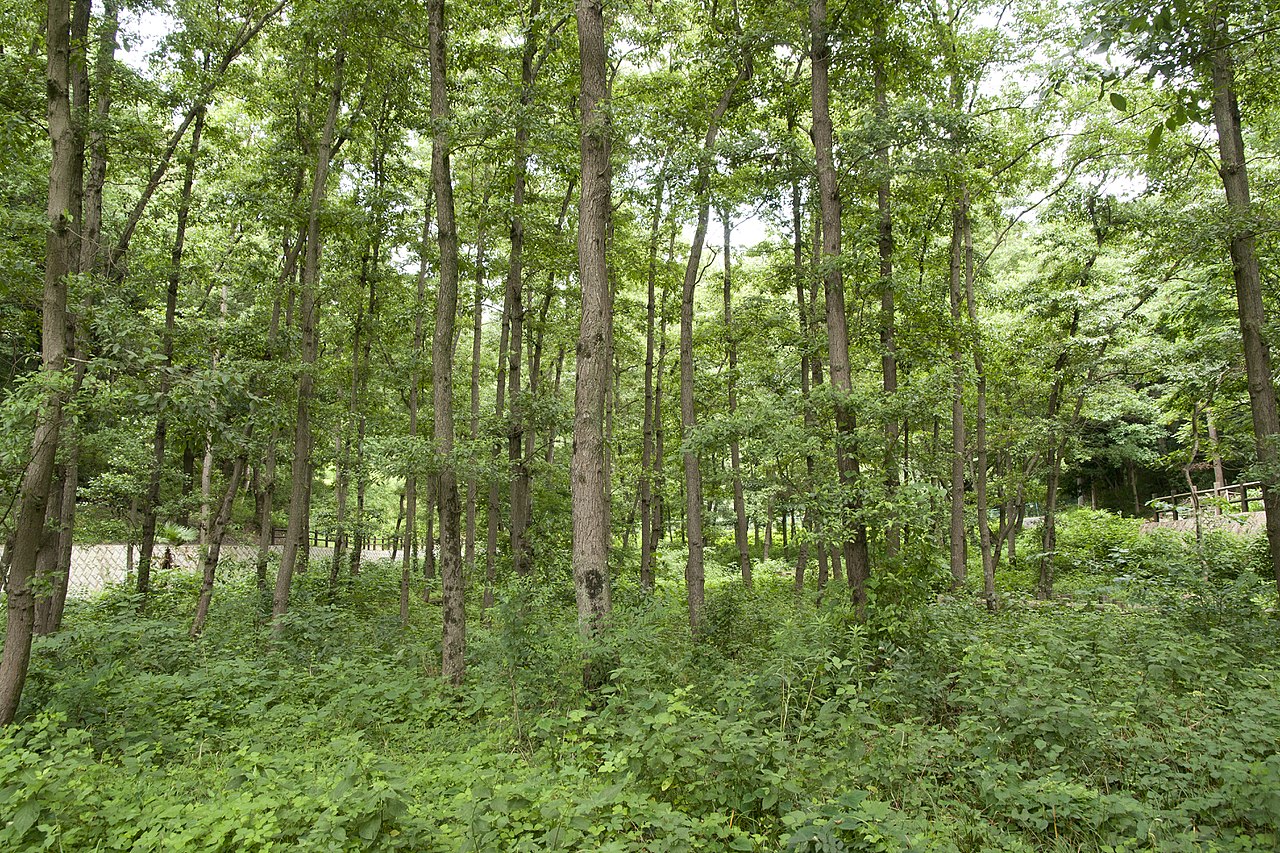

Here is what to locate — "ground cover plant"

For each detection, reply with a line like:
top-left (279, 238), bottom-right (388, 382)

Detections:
top-left (2, 523), bottom-right (1277, 852)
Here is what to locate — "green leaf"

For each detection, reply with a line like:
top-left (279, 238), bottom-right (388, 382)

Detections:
top-left (358, 815), bottom-right (381, 841)
top-left (10, 801), bottom-right (38, 838)
top-left (1147, 124), bottom-right (1164, 152)
top-left (1109, 92), bottom-right (1128, 112)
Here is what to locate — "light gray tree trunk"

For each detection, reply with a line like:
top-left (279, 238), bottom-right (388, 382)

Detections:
top-left (571, 0), bottom-right (613, 686)
top-left (273, 48), bottom-right (344, 629)
top-left (429, 0), bottom-right (466, 682)
top-left (1210, 21), bottom-right (1280, 594)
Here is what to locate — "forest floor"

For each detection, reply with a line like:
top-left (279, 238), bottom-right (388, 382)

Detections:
top-left (2, 521), bottom-right (1278, 851)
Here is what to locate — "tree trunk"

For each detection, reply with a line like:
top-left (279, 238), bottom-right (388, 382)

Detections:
top-left (722, 208), bottom-right (751, 588)
top-left (874, 27), bottom-right (900, 562)
top-left (330, 252), bottom-right (368, 588)
top-left (272, 48), bottom-right (344, 629)
top-left (467, 190), bottom-right (490, 586)
top-left (958, 188), bottom-right (995, 610)
top-left (792, 166), bottom-right (812, 596)
top-left (191, 456), bottom-right (246, 637)
top-left (640, 170), bottom-right (666, 593)
top-left (811, 0), bottom-right (869, 613)
top-left (948, 190), bottom-right (967, 592)
top-left (572, 0), bottom-right (613, 686)
top-left (1038, 307), bottom-right (1080, 599)
top-left (506, 0), bottom-right (542, 580)
top-left (138, 107), bottom-right (206, 597)
top-left (679, 63), bottom-right (750, 635)
top-left (652, 226), bottom-right (674, 551)
top-left (429, 0), bottom-right (465, 683)
top-left (349, 240), bottom-right (378, 576)
top-left (41, 0), bottom-right (108, 636)
top-left (1210, 25), bottom-right (1280, 594)
top-left (256, 231), bottom-right (301, 597)
top-left (403, 209), bottom-right (430, 625)
top-left (0, 0), bottom-right (75, 724)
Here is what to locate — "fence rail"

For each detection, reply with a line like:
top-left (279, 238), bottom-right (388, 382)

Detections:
top-left (1149, 481), bottom-right (1263, 523)
top-left (268, 527), bottom-right (402, 551)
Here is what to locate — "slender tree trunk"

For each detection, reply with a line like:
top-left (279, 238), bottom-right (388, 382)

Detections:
top-left (544, 343), bottom-right (563, 464)
top-left (429, 0), bottom-right (465, 682)
top-left (0, 0), bottom-right (75, 724)
top-left (792, 167), bottom-right (812, 596)
top-left (722, 209), bottom-right (751, 588)
top-left (349, 243), bottom-right (378, 576)
top-left (403, 210), bottom-right (430, 625)
top-left (1038, 307), bottom-right (1080, 599)
top-left (947, 188), bottom-right (967, 592)
top-left (679, 63), bottom-right (750, 635)
top-left (272, 48), bottom-right (344, 628)
top-left (256, 231), bottom-right (301, 596)
top-left (191, 457), bottom-right (246, 637)
top-left (875, 36), bottom-right (900, 561)
top-left (652, 227), bottom-right (674, 552)
top-left (811, 0), bottom-right (868, 613)
top-left (572, 0), bottom-right (613, 686)
top-left (138, 107), bottom-right (206, 597)
top-left (1207, 410), bottom-right (1227, 495)
top-left (330, 253), bottom-right (367, 588)
top-left (764, 499), bottom-right (773, 560)
top-left (639, 171), bottom-right (666, 593)
top-left (957, 189), bottom-right (995, 610)
top-left (39, 0), bottom-right (104, 636)
top-left (421, 473), bottom-right (437, 600)
top-left (1210, 25), bottom-right (1280, 594)
top-left (486, 295), bottom-right (510, 608)
top-left (506, 0), bottom-right (542, 580)
top-left (467, 191), bottom-right (490, 586)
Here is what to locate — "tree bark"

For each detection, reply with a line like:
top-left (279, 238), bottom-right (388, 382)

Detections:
top-left (811, 0), bottom-right (868, 613)
top-left (1038, 307), bottom-right (1080, 599)
top-left (957, 188), bottom-right (995, 609)
top-left (467, 190), bottom-right (490, 587)
top-left (486, 298), bottom-right (510, 608)
top-left (506, 0), bottom-right (542, 580)
top-left (793, 165), bottom-right (812, 596)
top-left (191, 456), bottom-right (246, 637)
top-left (1210, 23), bottom-right (1280, 594)
top-left (0, 0), bottom-right (75, 724)
top-left (572, 0), bottom-right (613, 684)
top-left (639, 170), bottom-right (666, 593)
top-left (874, 34), bottom-right (900, 561)
top-left (679, 62), bottom-right (750, 634)
top-left (948, 191), bottom-right (967, 591)
top-left (652, 226), bottom-right (675, 550)
top-left (429, 0), bottom-right (466, 683)
top-left (137, 107), bottom-right (206, 597)
top-left (404, 209), bottom-right (430, 624)
top-left (256, 227), bottom-right (302, 598)
top-left (272, 48), bottom-right (344, 629)
top-left (722, 208), bottom-right (751, 588)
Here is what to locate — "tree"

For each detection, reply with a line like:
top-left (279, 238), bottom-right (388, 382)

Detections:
top-left (571, 0), bottom-right (612, 684)
top-left (0, 0), bottom-right (77, 725)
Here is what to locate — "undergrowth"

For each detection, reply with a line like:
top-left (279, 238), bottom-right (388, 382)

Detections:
top-left (1, 529), bottom-right (1278, 851)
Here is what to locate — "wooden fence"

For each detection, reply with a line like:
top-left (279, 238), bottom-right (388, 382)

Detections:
top-left (1149, 481), bottom-right (1263, 522)
top-left (268, 527), bottom-right (402, 551)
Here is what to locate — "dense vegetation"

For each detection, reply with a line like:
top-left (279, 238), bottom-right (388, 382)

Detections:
top-left (4, 0), bottom-right (1280, 847)
top-left (3, 517), bottom-right (1279, 851)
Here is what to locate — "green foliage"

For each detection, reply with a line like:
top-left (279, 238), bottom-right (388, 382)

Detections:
top-left (3, 546), bottom-right (1278, 851)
